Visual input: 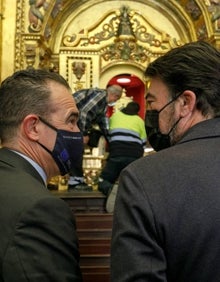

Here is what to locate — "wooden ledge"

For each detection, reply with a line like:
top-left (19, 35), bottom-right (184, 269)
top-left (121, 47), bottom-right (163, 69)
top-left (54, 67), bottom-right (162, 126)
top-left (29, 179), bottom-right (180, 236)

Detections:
top-left (51, 190), bottom-right (106, 199)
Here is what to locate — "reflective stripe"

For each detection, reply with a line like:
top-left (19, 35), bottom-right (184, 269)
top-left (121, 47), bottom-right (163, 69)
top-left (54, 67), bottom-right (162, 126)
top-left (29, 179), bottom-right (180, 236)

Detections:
top-left (110, 135), bottom-right (143, 144)
top-left (110, 128), bottom-right (140, 137)
top-left (109, 128), bottom-right (146, 145)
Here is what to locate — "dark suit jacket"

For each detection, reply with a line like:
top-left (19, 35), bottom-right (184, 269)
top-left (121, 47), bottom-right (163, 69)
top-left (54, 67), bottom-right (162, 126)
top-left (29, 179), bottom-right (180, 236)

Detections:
top-left (111, 118), bottom-right (220, 282)
top-left (0, 148), bottom-right (82, 281)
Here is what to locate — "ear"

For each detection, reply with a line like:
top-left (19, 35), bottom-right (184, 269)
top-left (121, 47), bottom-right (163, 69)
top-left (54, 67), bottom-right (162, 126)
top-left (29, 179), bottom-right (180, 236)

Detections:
top-left (178, 90), bottom-right (196, 118)
top-left (22, 115), bottom-right (40, 141)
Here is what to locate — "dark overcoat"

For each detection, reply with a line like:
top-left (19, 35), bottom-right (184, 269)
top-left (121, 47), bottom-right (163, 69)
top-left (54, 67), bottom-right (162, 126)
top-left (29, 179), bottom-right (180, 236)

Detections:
top-left (0, 148), bottom-right (82, 281)
top-left (111, 118), bottom-right (220, 282)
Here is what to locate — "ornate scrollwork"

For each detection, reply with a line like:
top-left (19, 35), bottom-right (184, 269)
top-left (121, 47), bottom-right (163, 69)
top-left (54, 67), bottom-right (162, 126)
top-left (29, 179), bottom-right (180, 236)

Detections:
top-left (14, 0), bottom-right (220, 76)
top-left (83, 19), bottom-right (117, 46)
top-left (28, 0), bottom-right (47, 33)
top-left (100, 6), bottom-right (166, 63)
top-left (62, 5), bottom-right (173, 66)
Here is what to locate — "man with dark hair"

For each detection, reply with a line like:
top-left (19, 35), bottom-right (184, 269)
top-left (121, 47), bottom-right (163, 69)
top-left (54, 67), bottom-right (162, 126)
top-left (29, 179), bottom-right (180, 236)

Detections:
top-left (68, 84), bottom-right (123, 190)
top-left (98, 101), bottom-right (147, 212)
top-left (0, 69), bottom-right (82, 281)
top-left (111, 41), bottom-right (220, 281)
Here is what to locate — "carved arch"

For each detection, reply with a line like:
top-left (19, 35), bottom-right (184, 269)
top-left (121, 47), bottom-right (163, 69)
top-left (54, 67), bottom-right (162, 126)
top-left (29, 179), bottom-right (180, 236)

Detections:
top-left (15, 0), bottom-right (220, 88)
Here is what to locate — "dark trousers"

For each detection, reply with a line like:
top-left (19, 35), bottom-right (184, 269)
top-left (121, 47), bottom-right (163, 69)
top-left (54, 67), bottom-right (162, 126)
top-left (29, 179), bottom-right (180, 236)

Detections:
top-left (98, 156), bottom-right (138, 195)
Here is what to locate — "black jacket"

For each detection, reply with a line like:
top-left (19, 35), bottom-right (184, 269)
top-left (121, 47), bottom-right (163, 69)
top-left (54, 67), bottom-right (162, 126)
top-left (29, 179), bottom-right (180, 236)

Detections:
top-left (111, 118), bottom-right (220, 282)
top-left (0, 148), bottom-right (82, 281)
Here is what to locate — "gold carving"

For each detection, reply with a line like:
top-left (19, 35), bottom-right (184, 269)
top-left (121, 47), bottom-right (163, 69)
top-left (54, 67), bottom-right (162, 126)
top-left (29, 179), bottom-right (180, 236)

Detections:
top-left (11, 0), bottom-right (220, 77)
top-left (72, 61), bottom-right (86, 81)
top-left (25, 44), bottom-right (36, 68)
top-left (28, 0), bottom-right (47, 33)
top-left (72, 61), bottom-right (87, 91)
top-left (205, 0), bottom-right (220, 30)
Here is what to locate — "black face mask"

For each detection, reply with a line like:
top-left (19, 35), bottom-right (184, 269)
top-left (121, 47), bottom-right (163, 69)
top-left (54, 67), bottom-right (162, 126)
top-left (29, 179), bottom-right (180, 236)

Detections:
top-left (145, 94), bottom-right (181, 151)
top-left (38, 117), bottom-right (84, 176)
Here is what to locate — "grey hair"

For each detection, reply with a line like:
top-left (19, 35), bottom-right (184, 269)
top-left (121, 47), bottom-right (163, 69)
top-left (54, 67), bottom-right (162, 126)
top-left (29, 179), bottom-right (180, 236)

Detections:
top-left (107, 84), bottom-right (123, 97)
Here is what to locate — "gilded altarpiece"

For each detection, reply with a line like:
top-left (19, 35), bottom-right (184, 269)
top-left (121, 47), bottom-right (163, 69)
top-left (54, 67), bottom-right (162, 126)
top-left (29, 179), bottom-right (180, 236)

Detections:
top-left (59, 4), bottom-right (183, 90)
top-left (10, 0), bottom-right (220, 90)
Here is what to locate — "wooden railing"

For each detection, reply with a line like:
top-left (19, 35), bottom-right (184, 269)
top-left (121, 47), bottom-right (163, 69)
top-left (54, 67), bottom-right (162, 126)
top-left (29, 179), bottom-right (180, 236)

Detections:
top-left (52, 190), bottom-right (113, 282)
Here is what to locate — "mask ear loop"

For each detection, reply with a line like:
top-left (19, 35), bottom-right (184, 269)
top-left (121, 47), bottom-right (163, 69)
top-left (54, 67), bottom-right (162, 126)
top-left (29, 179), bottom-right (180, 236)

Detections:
top-left (158, 92), bottom-right (183, 113)
top-left (38, 116), bottom-right (58, 132)
top-left (37, 116), bottom-right (58, 155)
top-left (159, 92), bottom-right (183, 135)
top-left (167, 117), bottom-right (182, 135)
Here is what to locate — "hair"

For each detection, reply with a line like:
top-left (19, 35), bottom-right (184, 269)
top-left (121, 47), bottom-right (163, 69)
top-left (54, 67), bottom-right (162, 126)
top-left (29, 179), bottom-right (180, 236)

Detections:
top-left (145, 41), bottom-right (220, 117)
top-left (107, 84), bottom-right (123, 97)
top-left (121, 101), bottom-right (140, 115)
top-left (0, 68), bottom-right (71, 142)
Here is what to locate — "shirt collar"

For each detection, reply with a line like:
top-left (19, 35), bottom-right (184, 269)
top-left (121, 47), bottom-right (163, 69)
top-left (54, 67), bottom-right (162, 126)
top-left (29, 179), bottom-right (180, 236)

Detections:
top-left (11, 150), bottom-right (47, 186)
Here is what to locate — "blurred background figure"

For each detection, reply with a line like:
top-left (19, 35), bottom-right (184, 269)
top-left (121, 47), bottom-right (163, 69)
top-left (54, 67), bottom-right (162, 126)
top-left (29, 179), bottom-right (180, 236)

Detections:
top-left (68, 84), bottom-right (123, 190)
top-left (98, 101), bottom-right (147, 212)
